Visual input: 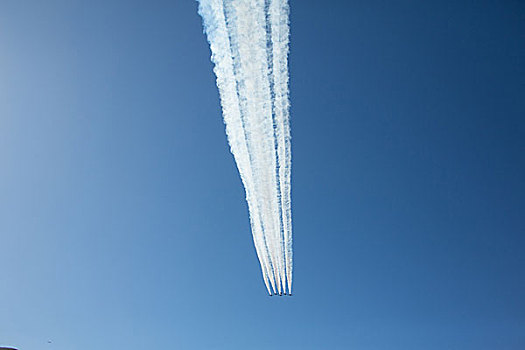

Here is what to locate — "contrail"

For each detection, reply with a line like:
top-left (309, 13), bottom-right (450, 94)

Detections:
top-left (197, 0), bottom-right (273, 294)
top-left (268, 0), bottom-right (293, 295)
top-left (197, 0), bottom-right (292, 295)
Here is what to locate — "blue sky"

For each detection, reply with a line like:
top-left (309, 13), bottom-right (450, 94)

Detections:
top-left (1, 1), bottom-right (524, 349)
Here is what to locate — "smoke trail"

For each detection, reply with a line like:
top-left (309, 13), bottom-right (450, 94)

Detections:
top-left (224, 0), bottom-right (281, 294)
top-left (197, 0), bottom-right (292, 295)
top-left (268, 0), bottom-right (292, 295)
top-left (197, 0), bottom-right (272, 294)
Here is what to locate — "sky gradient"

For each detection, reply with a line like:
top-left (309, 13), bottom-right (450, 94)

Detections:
top-left (1, 1), bottom-right (524, 349)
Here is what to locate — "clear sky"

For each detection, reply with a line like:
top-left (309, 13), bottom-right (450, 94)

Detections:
top-left (1, 1), bottom-right (524, 349)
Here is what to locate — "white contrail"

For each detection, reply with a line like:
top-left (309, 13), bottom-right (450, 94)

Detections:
top-left (197, 0), bottom-right (292, 295)
top-left (268, 0), bottom-right (292, 295)
top-left (224, 0), bottom-right (281, 294)
top-left (197, 0), bottom-right (273, 295)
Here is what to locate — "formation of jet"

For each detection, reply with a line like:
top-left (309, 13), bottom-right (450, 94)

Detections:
top-left (269, 293), bottom-right (292, 296)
